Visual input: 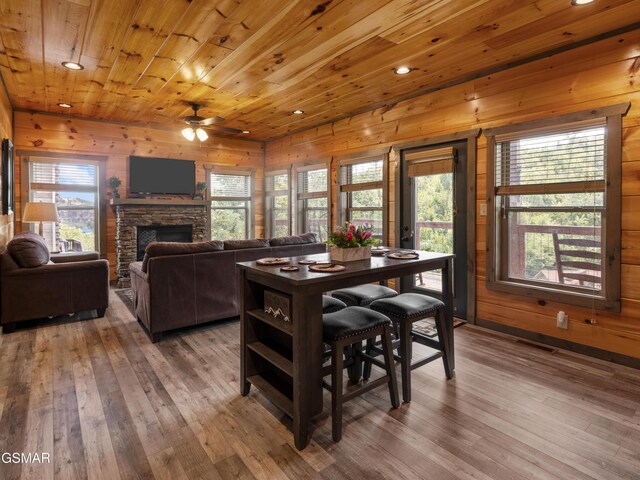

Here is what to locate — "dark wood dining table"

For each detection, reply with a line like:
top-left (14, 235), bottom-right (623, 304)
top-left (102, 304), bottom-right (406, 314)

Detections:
top-left (237, 249), bottom-right (455, 450)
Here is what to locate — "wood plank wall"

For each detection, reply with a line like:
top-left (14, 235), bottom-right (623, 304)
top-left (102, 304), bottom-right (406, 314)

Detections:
top-left (12, 112), bottom-right (265, 279)
top-left (265, 31), bottom-right (640, 359)
top-left (0, 83), bottom-right (13, 245)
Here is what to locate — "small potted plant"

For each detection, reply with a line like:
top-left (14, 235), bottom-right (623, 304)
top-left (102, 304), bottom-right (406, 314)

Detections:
top-left (327, 223), bottom-right (380, 262)
top-left (108, 176), bottom-right (122, 199)
top-left (194, 181), bottom-right (207, 199)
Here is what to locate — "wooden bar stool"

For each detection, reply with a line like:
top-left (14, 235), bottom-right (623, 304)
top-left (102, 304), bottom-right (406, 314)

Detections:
top-left (330, 285), bottom-right (397, 381)
top-left (331, 284), bottom-right (398, 307)
top-left (367, 293), bottom-right (453, 402)
top-left (322, 306), bottom-right (399, 442)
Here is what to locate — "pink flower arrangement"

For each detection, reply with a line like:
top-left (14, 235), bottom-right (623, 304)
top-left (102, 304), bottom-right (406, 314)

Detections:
top-left (327, 222), bottom-right (379, 248)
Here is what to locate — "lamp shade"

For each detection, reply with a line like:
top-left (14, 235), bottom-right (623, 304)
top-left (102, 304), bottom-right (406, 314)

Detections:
top-left (22, 202), bottom-right (59, 223)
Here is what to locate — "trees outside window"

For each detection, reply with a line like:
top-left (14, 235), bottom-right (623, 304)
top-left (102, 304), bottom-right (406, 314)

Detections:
top-left (209, 170), bottom-right (253, 240)
top-left (485, 104), bottom-right (628, 311)
top-left (337, 157), bottom-right (386, 242)
top-left (265, 170), bottom-right (290, 237)
top-left (296, 164), bottom-right (330, 241)
top-left (28, 159), bottom-right (99, 253)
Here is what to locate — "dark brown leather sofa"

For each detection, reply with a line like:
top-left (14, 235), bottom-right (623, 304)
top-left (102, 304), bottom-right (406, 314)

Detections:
top-left (1, 232), bottom-right (109, 333)
top-left (130, 233), bottom-right (326, 341)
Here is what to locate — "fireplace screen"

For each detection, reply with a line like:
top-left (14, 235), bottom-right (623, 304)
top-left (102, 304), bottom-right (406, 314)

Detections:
top-left (136, 225), bottom-right (192, 260)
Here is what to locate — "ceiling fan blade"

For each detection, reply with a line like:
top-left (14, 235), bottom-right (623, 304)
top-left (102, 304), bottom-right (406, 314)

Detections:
top-left (200, 115), bottom-right (226, 125)
top-left (205, 125), bottom-right (243, 134)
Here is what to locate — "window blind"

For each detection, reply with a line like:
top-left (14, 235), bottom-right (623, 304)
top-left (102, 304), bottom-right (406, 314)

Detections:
top-left (210, 172), bottom-right (251, 198)
top-left (30, 161), bottom-right (97, 188)
top-left (495, 125), bottom-right (606, 195)
top-left (406, 146), bottom-right (454, 178)
top-left (265, 172), bottom-right (288, 195)
top-left (298, 168), bottom-right (327, 196)
top-left (339, 159), bottom-right (383, 186)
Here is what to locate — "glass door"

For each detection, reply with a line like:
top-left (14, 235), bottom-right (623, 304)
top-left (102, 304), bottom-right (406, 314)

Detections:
top-left (400, 140), bottom-right (467, 319)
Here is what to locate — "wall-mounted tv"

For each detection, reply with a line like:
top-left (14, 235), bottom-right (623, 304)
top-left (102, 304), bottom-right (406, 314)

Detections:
top-left (129, 156), bottom-right (195, 195)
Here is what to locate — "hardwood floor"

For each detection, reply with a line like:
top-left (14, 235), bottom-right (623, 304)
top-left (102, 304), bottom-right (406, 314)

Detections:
top-left (1, 291), bottom-right (640, 480)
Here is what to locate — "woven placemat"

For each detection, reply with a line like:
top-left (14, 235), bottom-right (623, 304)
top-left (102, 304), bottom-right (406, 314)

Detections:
top-left (256, 257), bottom-right (290, 266)
top-left (386, 252), bottom-right (419, 260)
top-left (371, 247), bottom-right (390, 256)
top-left (309, 263), bottom-right (346, 273)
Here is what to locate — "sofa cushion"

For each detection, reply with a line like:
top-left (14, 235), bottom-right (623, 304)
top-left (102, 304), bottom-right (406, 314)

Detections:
top-left (224, 239), bottom-right (270, 250)
top-left (142, 241), bottom-right (224, 272)
top-left (269, 233), bottom-right (319, 246)
top-left (7, 232), bottom-right (50, 268)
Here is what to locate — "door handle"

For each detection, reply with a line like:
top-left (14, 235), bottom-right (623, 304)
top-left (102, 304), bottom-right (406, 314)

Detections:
top-left (401, 231), bottom-right (414, 242)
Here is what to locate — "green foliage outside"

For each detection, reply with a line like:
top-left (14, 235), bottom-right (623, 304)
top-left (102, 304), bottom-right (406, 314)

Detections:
top-left (500, 129), bottom-right (604, 282)
top-left (58, 223), bottom-right (95, 251)
top-left (211, 200), bottom-right (247, 240)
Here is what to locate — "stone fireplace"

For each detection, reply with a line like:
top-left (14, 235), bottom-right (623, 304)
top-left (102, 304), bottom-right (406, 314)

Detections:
top-left (113, 199), bottom-right (208, 287)
top-left (136, 224), bottom-right (193, 260)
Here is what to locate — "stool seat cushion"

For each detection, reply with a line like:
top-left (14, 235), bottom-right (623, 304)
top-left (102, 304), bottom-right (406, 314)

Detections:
top-left (323, 295), bottom-right (347, 314)
top-left (323, 307), bottom-right (391, 342)
top-left (332, 284), bottom-right (398, 307)
top-left (370, 293), bottom-right (444, 319)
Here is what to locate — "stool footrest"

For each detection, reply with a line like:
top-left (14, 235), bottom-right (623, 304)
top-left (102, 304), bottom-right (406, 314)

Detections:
top-left (412, 333), bottom-right (441, 350)
top-left (343, 377), bottom-right (390, 402)
top-left (411, 352), bottom-right (444, 370)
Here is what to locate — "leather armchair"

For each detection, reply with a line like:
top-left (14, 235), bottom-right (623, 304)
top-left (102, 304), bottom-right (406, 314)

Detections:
top-left (0, 234), bottom-right (109, 333)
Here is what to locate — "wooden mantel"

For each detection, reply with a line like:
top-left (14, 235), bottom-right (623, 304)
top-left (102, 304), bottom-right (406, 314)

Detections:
top-left (110, 198), bottom-right (209, 207)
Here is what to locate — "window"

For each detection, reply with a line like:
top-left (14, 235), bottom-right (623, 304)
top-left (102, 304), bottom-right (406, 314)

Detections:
top-left (209, 169), bottom-right (254, 240)
top-left (485, 104), bottom-right (628, 311)
top-left (337, 155), bottom-right (386, 242)
top-left (27, 158), bottom-right (100, 253)
top-left (265, 169), bottom-right (290, 238)
top-left (296, 163), bottom-right (330, 242)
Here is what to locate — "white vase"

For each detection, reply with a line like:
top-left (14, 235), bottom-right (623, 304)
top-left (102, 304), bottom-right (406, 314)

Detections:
top-left (330, 245), bottom-right (372, 262)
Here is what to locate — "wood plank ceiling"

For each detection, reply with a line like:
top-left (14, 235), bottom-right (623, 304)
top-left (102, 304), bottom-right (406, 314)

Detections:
top-left (0, 0), bottom-right (639, 140)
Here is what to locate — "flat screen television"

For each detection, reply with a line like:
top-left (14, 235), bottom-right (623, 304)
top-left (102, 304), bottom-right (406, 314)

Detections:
top-left (129, 156), bottom-right (195, 195)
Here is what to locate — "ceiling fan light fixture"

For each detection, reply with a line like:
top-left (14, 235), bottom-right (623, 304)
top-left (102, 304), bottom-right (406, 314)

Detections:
top-left (195, 127), bottom-right (208, 142)
top-left (181, 127), bottom-right (196, 141)
top-left (57, 102), bottom-right (73, 108)
top-left (571, 0), bottom-right (594, 4)
top-left (292, 109), bottom-right (304, 115)
top-left (242, 130), bottom-right (251, 134)
top-left (394, 66), bottom-right (411, 75)
top-left (62, 61), bottom-right (84, 70)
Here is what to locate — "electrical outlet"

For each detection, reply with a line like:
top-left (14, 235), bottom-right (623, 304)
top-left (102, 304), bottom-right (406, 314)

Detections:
top-left (480, 203), bottom-right (487, 216)
top-left (557, 311), bottom-right (568, 329)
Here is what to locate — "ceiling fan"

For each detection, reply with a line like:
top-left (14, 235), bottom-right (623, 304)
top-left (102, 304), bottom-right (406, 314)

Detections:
top-left (180, 103), bottom-right (243, 141)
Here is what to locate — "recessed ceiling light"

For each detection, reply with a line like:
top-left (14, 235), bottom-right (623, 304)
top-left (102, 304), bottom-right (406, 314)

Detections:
top-left (61, 61), bottom-right (84, 70)
top-left (57, 103), bottom-right (73, 108)
top-left (292, 109), bottom-right (304, 115)
top-left (394, 66), bottom-right (411, 75)
top-left (571, 0), bottom-right (594, 5)
top-left (242, 130), bottom-right (251, 134)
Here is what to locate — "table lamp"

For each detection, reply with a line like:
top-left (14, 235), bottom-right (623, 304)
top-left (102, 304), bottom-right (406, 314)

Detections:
top-left (22, 202), bottom-right (59, 237)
